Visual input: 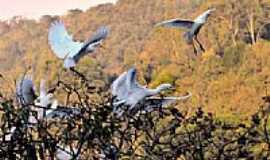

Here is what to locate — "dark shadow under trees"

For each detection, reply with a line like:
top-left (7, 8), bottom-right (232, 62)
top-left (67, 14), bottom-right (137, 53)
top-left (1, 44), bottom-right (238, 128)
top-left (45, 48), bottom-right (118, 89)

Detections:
top-left (0, 70), bottom-right (270, 159)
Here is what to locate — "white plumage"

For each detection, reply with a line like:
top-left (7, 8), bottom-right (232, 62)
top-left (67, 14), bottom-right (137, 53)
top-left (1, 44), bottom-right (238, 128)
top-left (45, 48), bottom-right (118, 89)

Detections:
top-left (55, 146), bottom-right (79, 160)
top-left (156, 9), bottom-right (215, 29)
top-left (48, 21), bottom-right (109, 68)
top-left (193, 9), bottom-right (215, 24)
top-left (48, 21), bottom-right (83, 59)
top-left (34, 79), bottom-right (58, 119)
top-left (111, 71), bottom-right (128, 101)
top-left (111, 68), bottom-right (191, 116)
top-left (156, 9), bottom-right (215, 53)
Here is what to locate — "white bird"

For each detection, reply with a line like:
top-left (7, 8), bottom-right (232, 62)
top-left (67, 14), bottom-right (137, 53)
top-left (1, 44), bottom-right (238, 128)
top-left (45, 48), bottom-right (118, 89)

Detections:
top-left (48, 21), bottom-right (109, 68)
top-left (111, 68), bottom-right (191, 116)
top-left (111, 70), bottom-right (128, 106)
top-left (16, 76), bottom-right (59, 121)
top-left (36, 80), bottom-right (55, 107)
top-left (34, 80), bottom-right (82, 120)
top-left (55, 146), bottom-right (79, 160)
top-left (156, 9), bottom-right (215, 54)
top-left (34, 80), bottom-right (58, 120)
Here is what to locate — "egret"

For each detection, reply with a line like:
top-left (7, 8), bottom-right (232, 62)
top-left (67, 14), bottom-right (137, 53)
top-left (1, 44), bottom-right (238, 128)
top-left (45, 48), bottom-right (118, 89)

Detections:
top-left (156, 9), bottom-right (215, 54)
top-left (34, 80), bottom-right (80, 120)
top-left (48, 21), bottom-right (109, 68)
top-left (111, 68), bottom-right (191, 116)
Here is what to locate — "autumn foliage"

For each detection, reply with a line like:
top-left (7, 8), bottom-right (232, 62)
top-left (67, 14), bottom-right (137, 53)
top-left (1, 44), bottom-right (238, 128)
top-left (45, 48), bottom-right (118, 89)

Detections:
top-left (0, 0), bottom-right (270, 158)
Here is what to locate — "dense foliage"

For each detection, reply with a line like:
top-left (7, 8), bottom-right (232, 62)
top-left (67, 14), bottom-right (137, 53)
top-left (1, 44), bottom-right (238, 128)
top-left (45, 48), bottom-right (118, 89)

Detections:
top-left (0, 0), bottom-right (269, 120)
top-left (1, 71), bottom-right (270, 159)
top-left (0, 0), bottom-right (270, 158)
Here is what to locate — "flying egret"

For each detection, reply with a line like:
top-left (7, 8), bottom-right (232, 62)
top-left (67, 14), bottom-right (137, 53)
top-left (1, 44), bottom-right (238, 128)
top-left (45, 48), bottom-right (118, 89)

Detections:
top-left (156, 9), bottom-right (215, 54)
top-left (48, 21), bottom-right (109, 68)
top-left (111, 68), bottom-right (191, 116)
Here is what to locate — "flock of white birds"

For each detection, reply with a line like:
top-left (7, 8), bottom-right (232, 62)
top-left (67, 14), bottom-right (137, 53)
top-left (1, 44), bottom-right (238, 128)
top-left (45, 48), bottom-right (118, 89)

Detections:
top-left (9, 9), bottom-right (215, 159)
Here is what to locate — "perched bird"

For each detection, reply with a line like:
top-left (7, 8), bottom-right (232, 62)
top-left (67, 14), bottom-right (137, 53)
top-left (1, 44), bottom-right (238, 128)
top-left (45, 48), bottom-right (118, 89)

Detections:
top-left (48, 21), bottom-right (109, 68)
top-left (156, 9), bottom-right (215, 54)
top-left (111, 68), bottom-right (191, 116)
top-left (34, 80), bottom-right (58, 120)
top-left (16, 77), bottom-right (58, 123)
top-left (34, 80), bottom-right (81, 120)
top-left (36, 80), bottom-right (55, 107)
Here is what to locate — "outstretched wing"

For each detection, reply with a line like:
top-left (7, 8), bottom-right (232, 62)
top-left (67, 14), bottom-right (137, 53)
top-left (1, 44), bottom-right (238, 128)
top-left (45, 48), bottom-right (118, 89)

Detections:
top-left (147, 92), bottom-right (192, 102)
top-left (155, 19), bottom-right (194, 30)
top-left (194, 8), bottom-right (215, 24)
top-left (16, 76), bottom-right (37, 105)
top-left (48, 21), bottom-right (83, 59)
top-left (126, 68), bottom-right (141, 91)
top-left (111, 71), bottom-right (127, 97)
top-left (72, 26), bottom-right (109, 61)
top-left (83, 26), bottom-right (109, 47)
top-left (144, 92), bottom-right (192, 112)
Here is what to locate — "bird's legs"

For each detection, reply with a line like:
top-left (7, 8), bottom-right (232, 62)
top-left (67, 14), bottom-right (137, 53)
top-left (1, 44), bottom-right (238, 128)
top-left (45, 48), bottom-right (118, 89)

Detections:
top-left (194, 36), bottom-right (205, 52)
top-left (191, 41), bottom-right (198, 56)
top-left (69, 67), bottom-right (88, 82)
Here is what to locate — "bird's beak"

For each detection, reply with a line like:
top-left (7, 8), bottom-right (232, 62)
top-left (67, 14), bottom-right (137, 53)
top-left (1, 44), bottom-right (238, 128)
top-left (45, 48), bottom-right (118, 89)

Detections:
top-left (170, 87), bottom-right (176, 91)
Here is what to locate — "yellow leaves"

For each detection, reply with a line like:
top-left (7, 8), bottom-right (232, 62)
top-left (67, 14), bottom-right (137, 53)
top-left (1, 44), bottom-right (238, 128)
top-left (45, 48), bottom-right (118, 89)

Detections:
top-left (201, 48), bottom-right (216, 61)
top-left (176, 76), bottom-right (194, 88)
top-left (151, 67), bottom-right (176, 87)
top-left (203, 71), bottom-right (263, 118)
top-left (0, 0), bottom-right (268, 122)
top-left (251, 40), bottom-right (270, 58)
top-left (231, 85), bottom-right (258, 111)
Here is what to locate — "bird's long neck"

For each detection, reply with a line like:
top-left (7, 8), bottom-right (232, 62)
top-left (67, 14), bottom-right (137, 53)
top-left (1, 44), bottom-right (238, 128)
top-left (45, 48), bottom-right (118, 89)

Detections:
top-left (146, 86), bottom-right (163, 96)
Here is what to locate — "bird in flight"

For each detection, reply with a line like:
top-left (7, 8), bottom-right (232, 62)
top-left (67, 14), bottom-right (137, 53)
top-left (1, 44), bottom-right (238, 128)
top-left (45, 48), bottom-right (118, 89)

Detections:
top-left (156, 9), bottom-right (215, 55)
top-left (111, 68), bottom-right (191, 116)
top-left (48, 21), bottom-right (109, 68)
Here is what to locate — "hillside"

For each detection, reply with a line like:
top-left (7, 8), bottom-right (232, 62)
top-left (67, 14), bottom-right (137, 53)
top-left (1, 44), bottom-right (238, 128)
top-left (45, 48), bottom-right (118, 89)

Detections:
top-left (0, 0), bottom-right (270, 120)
